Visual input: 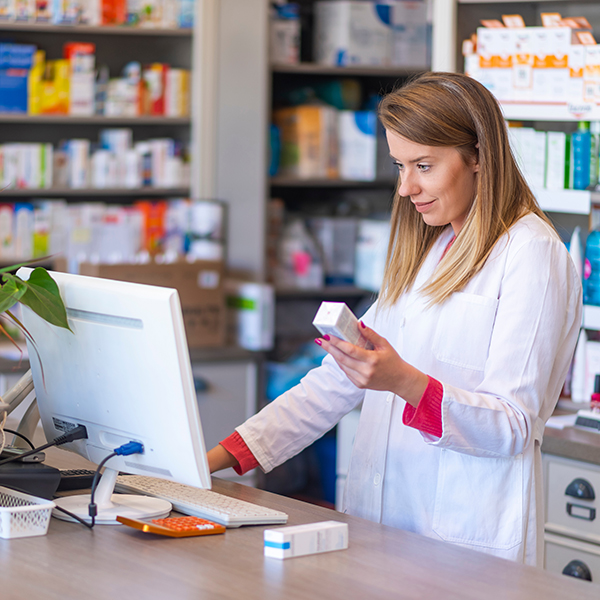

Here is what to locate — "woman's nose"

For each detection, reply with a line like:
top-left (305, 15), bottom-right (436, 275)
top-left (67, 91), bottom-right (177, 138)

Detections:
top-left (398, 171), bottom-right (420, 197)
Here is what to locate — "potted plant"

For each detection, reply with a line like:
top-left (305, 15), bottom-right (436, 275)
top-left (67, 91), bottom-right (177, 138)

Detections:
top-left (0, 264), bottom-right (69, 431)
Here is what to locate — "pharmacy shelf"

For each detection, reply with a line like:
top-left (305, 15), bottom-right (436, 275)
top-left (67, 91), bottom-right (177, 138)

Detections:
top-left (501, 102), bottom-right (600, 122)
top-left (534, 189), bottom-right (597, 215)
top-left (270, 177), bottom-right (396, 188)
top-left (584, 305), bottom-right (600, 330)
top-left (271, 63), bottom-right (426, 77)
top-left (0, 115), bottom-right (190, 125)
top-left (0, 23), bottom-right (192, 36)
top-left (0, 187), bottom-right (190, 197)
top-left (276, 286), bottom-right (374, 298)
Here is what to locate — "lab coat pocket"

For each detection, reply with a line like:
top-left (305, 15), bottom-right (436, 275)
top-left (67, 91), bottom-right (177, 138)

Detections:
top-left (432, 450), bottom-right (523, 550)
top-left (432, 292), bottom-right (498, 371)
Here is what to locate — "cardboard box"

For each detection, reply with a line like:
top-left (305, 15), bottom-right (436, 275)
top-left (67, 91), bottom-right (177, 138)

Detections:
top-left (56, 260), bottom-right (226, 349)
top-left (273, 105), bottom-right (338, 179)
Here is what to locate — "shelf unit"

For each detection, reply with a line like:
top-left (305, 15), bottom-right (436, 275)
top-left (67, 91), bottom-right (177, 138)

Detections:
top-left (0, 23), bottom-right (192, 35)
top-left (450, 0), bottom-right (600, 583)
top-left (271, 63), bottom-right (425, 77)
top-left (0, 187), bottom-right (190, 197)
top-left (270, 176), bottom-right (395, 188)
top-left (266, 2), bottom-right (426, 310)
top-left (0, 115), bottom-right (191, 124)
top-left (0, 15), bottom-right (213, 200)
top-left (501, 103), bottom-right (600, 123)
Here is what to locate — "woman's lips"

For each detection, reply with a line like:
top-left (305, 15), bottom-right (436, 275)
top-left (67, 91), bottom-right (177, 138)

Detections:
top-left (413, 199), bottom-right (436, 213)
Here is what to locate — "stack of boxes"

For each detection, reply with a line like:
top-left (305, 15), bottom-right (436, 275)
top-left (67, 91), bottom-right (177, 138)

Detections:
top-left (0, 129), bottom-right (189, 190)
top-left (313, 0), bottom-right (429, 69)
top-left (24, 41), bottom-right (191, 117)
top-left (509, 121), bottom-right (600, 191)
top-left (464, 13), bottom-right (598, 104)
top-left (0, 0), bottom-right (194, 28)
top-left (0, 197), bottom-right (223, 263)
top-left (273, 106), bottom-right (390, 181)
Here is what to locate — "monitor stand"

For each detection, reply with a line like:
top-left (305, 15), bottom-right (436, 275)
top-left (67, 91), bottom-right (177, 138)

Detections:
top-left (52, 467), bottom-right (171, 525)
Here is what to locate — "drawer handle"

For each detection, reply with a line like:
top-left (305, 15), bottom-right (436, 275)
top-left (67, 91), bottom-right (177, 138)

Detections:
top-left (562, 560), bottom-right (593, 582)
top-left (565, 478), bottom-right (595, 500)
top-left (566, 502), bottom-right (596, 521)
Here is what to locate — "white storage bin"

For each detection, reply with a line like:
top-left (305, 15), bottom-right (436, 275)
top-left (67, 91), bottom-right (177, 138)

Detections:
top-left (0, 486), bottom-right (55, 539)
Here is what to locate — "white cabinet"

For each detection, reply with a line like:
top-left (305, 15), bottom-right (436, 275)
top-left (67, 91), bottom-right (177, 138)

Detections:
top-left (546, 532), bottom-right (600, 582)
top-left (544, 454), bottom-right (600, 584)
top-left (192, 360), bottom-right (258, 486)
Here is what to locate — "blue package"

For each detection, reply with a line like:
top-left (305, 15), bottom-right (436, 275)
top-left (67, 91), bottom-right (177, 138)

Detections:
top-left (0, 69), bottom-right (28, 113)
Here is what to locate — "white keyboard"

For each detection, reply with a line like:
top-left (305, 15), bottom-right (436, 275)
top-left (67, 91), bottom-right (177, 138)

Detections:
top-left (114, 475), bottom-right (288, 528)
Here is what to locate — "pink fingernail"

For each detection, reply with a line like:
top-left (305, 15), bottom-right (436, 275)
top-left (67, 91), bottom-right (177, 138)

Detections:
top-left (360, 321), bottom-right (366, 329)
top-left (323, 334), bottom-right (331, 341)
top-left (314, 338), bottom-right (322, 346)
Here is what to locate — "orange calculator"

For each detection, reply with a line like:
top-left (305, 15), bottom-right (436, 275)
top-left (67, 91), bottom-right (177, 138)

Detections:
top-left (117, 515), bottom-right (226, 537)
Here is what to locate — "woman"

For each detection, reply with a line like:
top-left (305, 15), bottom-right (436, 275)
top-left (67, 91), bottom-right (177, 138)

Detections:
top-left (208, 72), bottom-right (582, 567)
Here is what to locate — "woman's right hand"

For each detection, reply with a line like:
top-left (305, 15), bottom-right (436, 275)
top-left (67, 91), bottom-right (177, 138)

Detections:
top-left (207, 444), bottom-right (239, 473)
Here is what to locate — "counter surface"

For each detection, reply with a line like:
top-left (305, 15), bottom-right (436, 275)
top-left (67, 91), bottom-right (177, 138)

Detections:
top-left (542, 401), bottom-right (600, 464)
top-left (542, 425), bottom-right (600, 464)
top-left (0, 450), bottom-right (598, 600)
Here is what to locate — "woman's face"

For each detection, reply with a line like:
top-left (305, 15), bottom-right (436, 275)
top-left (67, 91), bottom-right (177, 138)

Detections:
top-left (386, 130), bottom-right (479, 235)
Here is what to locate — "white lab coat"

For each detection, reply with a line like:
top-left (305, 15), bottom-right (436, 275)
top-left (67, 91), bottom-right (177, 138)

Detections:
top-left (237, 213), bottom-right (582, 567)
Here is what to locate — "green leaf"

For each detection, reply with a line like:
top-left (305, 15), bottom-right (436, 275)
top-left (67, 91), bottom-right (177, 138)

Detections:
top-left (4, 268), bottom-right (71, 331)
top-left (0, 277), bottom-right (26, 314)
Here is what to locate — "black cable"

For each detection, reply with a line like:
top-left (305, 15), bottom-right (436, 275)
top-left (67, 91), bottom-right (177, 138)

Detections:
top-left (88, 452), bottom-right (117, 528)
top-left (52, 504), bottom-right (94, 530)
top-left (2, 428), bottom-right (35, 450)
top-left (0, 425), bottom-right (88, 467)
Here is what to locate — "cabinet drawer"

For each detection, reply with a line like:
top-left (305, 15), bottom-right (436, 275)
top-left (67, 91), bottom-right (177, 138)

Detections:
top-left (545, 533), bottom-right (600, 584)
top-left (546, 457), bottom-right (600, 544)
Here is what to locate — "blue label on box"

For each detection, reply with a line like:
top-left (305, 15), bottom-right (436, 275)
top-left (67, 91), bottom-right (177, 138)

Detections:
top-left (375, 5), bottom-right (391, 25)
top-left (264, 541), bottom-right (291, 550)
top-left (355, 112), bottom-right (376, 136)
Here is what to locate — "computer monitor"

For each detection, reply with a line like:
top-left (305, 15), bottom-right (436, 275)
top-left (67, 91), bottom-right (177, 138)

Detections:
top-left (17, 267), bottom-right (211, 524)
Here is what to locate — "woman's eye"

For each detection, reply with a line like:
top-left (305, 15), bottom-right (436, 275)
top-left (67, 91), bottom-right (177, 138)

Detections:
top-left (394, 162), bottom-right (404, 171)
top-left (417, 164), bottom-right (431, 172)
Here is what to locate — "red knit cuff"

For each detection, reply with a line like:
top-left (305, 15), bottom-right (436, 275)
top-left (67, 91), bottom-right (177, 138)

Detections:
top-left (220, 431), bottom-right (260, 475)
top-left (402, 376), bottom-right (443, 438)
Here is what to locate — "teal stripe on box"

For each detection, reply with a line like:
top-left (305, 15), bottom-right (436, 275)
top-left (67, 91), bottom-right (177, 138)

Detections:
top-left (264, 540), bottom-right (290, 550)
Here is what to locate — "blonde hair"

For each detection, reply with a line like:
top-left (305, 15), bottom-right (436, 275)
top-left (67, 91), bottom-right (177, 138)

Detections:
top-left (378, 72), bottom-right (551, 306)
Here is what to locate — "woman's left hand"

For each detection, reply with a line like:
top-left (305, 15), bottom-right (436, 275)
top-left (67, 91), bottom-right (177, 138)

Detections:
top-left (317, 322), bottom-right (429, 407)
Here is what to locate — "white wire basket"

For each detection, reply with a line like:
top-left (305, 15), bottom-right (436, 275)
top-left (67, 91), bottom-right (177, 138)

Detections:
top-left (0, 485), bottom-right (55, 539)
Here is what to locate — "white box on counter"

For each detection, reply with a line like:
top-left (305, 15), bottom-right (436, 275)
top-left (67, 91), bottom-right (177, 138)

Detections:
top-left (264, 521), bottom-right (349, 559)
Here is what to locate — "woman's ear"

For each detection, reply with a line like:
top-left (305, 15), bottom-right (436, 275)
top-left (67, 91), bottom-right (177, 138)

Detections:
top-left (473, 142), bottom-right (480, 173)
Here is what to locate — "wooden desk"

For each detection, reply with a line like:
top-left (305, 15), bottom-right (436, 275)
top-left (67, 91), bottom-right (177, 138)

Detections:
top-left (1, 453), bottom-right (599, 600)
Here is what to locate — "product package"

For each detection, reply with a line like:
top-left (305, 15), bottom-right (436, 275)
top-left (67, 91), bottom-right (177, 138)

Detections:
top-left (338, 110), bottom-right (377, 181)
top-left (264, 521), bottom-right (348, 559)
top-left (314, 1), bottom-right (393, 67)
top-left (226, 280), bottom-right (275, 351)
top-left (313, 301), bottom-right (370, 349)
